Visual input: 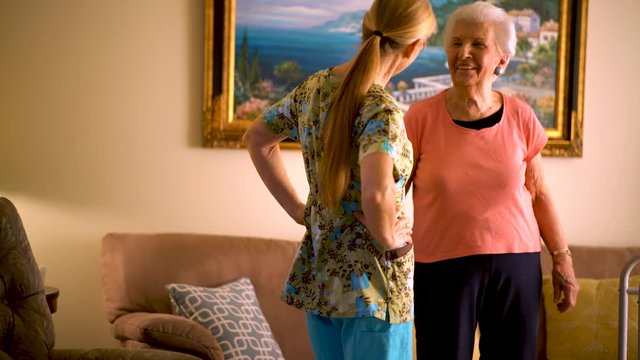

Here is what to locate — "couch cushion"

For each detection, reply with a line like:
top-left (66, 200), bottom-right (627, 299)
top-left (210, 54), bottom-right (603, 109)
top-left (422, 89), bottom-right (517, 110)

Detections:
top-left (167, 278), bottom-right (284, 360)
top-left (542, 276), bottom-right (639, 359)
top-left (540, 246), bottom-right (640, 279)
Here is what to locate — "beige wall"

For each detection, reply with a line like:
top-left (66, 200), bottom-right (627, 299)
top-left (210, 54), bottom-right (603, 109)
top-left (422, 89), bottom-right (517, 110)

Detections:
top-left (0, 0), bottom-right (638, 349)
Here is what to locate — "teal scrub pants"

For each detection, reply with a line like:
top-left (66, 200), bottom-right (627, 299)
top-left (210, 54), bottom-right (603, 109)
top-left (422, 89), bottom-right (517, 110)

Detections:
top-left (305, 312), bottom-right (413, 360)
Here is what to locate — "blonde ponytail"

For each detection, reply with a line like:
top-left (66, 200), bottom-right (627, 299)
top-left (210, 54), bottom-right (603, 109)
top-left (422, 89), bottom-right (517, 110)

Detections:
top-left (319, 36), bottom-right (381, 210)
top-left (318, 0), bottom-right (437, 211)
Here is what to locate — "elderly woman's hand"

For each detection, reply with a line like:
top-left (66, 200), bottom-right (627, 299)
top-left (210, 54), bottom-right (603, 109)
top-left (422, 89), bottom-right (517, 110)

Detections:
top-left (551, 254), bottom-right (580, 312)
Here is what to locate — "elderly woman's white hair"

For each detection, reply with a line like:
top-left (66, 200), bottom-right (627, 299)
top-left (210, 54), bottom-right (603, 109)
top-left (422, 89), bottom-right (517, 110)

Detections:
top-left (443, 1), bottom-right (516, 58)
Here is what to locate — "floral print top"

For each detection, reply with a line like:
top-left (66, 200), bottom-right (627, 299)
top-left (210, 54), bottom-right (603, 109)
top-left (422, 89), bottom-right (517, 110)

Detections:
top-left (263, 69), bottom-right (414, 323)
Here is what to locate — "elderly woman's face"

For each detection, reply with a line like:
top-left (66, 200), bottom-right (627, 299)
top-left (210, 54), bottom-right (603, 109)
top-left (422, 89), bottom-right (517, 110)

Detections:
top-left (446, 19), bottom-right (504, 88)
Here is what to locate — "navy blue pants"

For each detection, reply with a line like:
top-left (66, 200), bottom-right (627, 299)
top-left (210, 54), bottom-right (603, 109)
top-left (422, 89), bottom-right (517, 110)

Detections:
top-left (414, 252), bottom-right (541, 360)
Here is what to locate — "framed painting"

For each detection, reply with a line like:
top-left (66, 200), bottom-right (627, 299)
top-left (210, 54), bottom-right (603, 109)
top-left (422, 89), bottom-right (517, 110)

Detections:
top-left (202, 0), bottom-right (587, 157)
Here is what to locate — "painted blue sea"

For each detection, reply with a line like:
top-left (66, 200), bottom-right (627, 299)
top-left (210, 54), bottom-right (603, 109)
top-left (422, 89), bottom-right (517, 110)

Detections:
top-left (236, 25), bottom-right (449, 88)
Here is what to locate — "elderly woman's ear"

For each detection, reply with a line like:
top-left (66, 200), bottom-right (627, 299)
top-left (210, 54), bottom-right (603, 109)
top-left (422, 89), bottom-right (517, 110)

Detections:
top-left (494, 56), bottom-right (510, 76)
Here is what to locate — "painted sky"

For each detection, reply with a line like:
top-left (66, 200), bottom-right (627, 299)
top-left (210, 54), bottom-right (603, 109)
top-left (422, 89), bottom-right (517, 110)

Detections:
top-left (236, 0), bottom-right (373, 28)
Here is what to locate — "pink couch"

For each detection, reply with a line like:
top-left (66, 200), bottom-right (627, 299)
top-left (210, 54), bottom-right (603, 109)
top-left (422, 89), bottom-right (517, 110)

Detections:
top-left (101, 232), bottom-right (639, 360)
top-left (101, 233), bottom-right (312, 360)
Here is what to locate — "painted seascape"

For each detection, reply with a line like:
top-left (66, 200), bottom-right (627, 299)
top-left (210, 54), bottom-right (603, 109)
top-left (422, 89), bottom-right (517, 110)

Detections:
top-left (234, 0), bottom-right (559, 128)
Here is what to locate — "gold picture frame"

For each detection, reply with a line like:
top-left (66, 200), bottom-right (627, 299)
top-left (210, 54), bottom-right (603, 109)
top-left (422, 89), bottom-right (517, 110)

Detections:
top-left (541, 0), bottom-right (587, 157)
top-left (202, 0), bottom-right (587, 157)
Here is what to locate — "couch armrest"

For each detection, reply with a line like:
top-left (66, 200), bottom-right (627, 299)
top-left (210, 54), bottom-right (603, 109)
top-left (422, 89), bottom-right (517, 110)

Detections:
top-left (52, 348), bottom-right (201, 360)
top-left (113, 312), bottom-right (223, 360)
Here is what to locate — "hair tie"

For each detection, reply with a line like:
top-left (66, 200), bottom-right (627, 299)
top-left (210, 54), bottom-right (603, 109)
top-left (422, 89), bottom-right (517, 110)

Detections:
top-left (372, 30), bottom-right (383, 38)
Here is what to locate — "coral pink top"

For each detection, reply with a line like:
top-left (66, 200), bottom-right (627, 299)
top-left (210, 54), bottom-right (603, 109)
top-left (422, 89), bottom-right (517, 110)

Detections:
top-left (404, 91), bottom-right (548, 263)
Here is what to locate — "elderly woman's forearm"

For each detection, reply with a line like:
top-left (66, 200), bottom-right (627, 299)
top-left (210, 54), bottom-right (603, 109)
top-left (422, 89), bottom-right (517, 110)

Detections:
top-left (532, 192), bottom-right (568, 254)
top-left (525, 155), bottom-right (568, 253)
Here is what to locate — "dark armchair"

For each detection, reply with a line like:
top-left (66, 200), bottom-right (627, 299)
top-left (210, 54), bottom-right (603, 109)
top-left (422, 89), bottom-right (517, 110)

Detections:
top-left (0, 197), bottom-right (199, 360)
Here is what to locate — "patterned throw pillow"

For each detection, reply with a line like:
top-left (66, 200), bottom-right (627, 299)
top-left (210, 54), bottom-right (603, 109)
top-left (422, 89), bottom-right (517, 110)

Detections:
top-left (166, 278), bottom-right (284, 360)
top-left (542, 276), bottom-right (639, 360)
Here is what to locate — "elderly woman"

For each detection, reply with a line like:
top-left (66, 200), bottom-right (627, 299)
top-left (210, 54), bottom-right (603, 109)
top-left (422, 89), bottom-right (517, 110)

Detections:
top-left (404, 2), bottom-right (579, 359)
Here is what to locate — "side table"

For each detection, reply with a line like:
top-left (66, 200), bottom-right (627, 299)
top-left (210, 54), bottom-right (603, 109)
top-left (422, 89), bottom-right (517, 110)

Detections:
top-left (45, 286), bottom-right (59, 314)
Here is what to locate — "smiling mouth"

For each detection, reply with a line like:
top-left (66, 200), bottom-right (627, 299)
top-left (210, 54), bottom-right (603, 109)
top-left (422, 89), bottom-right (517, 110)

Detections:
top-left (456, 65), bottom-right (475, 70)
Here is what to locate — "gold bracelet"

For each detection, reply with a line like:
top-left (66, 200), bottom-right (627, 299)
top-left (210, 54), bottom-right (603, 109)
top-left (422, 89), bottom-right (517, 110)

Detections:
top-left (551, 248), bottom-right (572, 257)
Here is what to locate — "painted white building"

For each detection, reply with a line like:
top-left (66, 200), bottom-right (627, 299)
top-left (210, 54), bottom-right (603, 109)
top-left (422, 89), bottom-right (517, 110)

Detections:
top-left (509, 9), bottom-right (558, 59)
top-left (509, 9), bottom-right (540, 33)
top-left (540, 20), bottom-right (559, 44)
